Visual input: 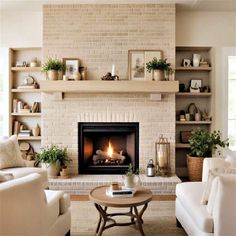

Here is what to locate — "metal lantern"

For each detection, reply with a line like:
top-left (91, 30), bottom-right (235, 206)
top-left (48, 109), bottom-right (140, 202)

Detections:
top-left (155, 135), bottom-right (170, 176)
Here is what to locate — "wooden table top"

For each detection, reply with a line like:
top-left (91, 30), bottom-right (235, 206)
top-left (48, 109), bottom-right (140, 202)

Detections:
top-left (89, 185), bottom-right (153, 207)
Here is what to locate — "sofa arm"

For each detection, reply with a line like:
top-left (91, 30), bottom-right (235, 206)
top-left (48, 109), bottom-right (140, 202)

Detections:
top-left (0, 174), bottom-right (46, 236)
top-left (213, 175), bottom-right (236, 236)
top-left (202, 158), bottom-right (230, 182)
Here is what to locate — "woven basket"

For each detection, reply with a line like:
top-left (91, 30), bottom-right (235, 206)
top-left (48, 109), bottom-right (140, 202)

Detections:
top-left (187, 154), bottom-right (204, 181)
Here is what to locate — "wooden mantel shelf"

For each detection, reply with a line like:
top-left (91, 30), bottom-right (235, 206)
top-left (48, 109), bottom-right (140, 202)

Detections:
top-left (40, 80), bottom-right (179, 93)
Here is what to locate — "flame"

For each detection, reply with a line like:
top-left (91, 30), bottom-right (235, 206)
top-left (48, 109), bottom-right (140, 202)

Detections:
top-left (107, 141), bottom-right (113, 158)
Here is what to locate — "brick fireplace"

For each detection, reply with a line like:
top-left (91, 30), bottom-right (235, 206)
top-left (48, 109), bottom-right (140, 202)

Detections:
top-left (41, 93), bottom-right (176, 174)
top-left (42, 3), bottom-right (176, 176)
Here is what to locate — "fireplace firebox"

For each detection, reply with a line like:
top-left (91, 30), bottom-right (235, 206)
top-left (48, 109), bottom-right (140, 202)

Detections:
top-left (78, 122), bottom-right (139, 174)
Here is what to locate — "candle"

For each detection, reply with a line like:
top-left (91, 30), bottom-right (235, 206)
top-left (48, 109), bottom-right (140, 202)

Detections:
top-left (111, 64), bottom-right (115, 76)
top-left (158, 150), bottom-right (167, 168)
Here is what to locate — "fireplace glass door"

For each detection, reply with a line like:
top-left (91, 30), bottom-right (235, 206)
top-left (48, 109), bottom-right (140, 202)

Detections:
top-left (78, 122), bottom-right (139, 174)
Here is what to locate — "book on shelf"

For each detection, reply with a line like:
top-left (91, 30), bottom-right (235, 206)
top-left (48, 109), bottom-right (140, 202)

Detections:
top-left (106, 186), bottom-right (136, 198)
top-left (17, 85), bottom-right (37, 89)
top-left (18, 129), bottom-right (31, 137)
top-left (31, 102), bottom-right (41, 113)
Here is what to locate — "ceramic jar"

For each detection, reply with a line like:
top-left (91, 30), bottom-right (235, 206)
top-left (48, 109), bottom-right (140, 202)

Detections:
top-left (153, 69), bottom-right (164, 81)
top-left (193, 54), bottom-right (201, 67)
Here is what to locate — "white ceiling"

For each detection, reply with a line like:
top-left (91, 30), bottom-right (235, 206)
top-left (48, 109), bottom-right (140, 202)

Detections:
top-left (0, 0), bottom-right (236, 11)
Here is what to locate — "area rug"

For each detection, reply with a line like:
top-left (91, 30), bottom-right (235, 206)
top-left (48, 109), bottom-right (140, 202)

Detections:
top-left (71, 201), bottom-right (186, 236)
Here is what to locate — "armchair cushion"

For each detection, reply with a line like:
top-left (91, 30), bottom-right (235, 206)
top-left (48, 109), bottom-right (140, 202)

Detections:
top-left (1, 167), bottom-right (48, 188)
top-left (0, 135), bottom-right (25, 169)
top-left (201, 168), bottom-right (236, 205)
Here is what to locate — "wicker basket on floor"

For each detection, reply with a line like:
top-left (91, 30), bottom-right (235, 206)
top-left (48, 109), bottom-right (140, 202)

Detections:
top-left (187, 154), bottom-right (204, 181)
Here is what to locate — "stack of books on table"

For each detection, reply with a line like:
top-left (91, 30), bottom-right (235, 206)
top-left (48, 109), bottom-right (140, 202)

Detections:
top-left (106, 186), bottom-right (136, 198)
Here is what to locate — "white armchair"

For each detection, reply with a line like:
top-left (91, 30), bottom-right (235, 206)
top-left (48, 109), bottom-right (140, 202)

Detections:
top-left (175, 158), bottom-right (236, 236)
top-left (0, 173), bottom-right (71, 236)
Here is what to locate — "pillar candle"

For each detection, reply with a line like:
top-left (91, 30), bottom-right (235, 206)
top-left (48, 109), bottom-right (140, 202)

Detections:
top-left (111, 64), bottom-right (115, 76)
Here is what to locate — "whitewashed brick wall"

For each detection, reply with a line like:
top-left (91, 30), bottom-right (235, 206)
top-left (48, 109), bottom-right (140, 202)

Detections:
top-left (43, 4), bottom-right (175, 80)
top-left (42, 4), bottom-right (176, 175)
top-left (42, 93), bottom-right (176, 174)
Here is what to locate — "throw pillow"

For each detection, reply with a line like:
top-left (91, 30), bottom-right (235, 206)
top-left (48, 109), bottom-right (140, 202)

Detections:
top-left (201, 168), bottom-right (236, 205)
top-left (225, 149), bottom-right (236, 168)
top-left (0, 135), bottom-right (25, 169)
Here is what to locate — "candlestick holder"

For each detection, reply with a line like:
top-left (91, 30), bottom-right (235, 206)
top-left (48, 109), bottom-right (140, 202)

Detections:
top-left (155, 135), bottom-right (170, 176)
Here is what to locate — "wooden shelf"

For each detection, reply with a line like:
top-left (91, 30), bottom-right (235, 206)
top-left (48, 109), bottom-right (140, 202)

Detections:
top-left (176, 121), bottom-right (212, 125)
top-left (40, 80), bottom-right (179, 93)
top-left (17, 136), bottom-right (41, 141)
top-left (11, 89), bottom-right (41, 93)
top-left (176, 143), bottom-right (190, 148)
top-left (11, 113), bottom-right (41, 116)
top-left (176, 92), bottom-right (211, 97)
top-left (175, 67), bottom-right (212, 71)
top-left (176, 46), bottom-right (211, 51)
top-left (11, 67), bottom-right (41, 72)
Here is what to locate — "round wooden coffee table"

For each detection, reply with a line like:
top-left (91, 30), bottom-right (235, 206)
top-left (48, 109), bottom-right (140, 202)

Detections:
top-left (89, 185), bottom-right (152, 236)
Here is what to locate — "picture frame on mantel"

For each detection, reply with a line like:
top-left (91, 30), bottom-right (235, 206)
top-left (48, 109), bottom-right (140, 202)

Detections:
top-left (128, 50), bottom-right (162, 81)
top-left (63, 58), bottom-right (80, 80)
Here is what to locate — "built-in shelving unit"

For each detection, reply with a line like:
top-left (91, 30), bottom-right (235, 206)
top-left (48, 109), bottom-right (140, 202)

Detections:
top-left (9, 47), bottom-right (42, 153)
top-left (175, 46), bottom-right (213, 178)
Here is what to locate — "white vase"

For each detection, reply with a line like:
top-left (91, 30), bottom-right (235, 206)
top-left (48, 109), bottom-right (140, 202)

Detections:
top-left (152, 69), bottom-right (164, 81)
top-left (193, 54), bottom-right (201, 67)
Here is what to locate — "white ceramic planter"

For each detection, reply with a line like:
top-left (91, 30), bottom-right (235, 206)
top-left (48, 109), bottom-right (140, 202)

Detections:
top-left (41, 163), bottom-right (60, 177)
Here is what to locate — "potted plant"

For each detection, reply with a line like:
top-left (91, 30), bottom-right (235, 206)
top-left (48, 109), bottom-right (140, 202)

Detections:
top-left (146, 58), bottom-right (171, 81)
top-left (187, 128), bottom-right (229, 181)
top-left (35, 145), bottom-right (70, 177)
top-left (42, 58), bottom-right (65, 80)
top-left (123, 164), bottom-right (140, 189)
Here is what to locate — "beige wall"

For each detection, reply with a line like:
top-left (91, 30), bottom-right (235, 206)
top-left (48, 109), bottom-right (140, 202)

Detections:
top-left (176, 10), bottom-right (236, 135)
top-left (0, 10), bottom-right (42, 47)
top-left (43, 4), bottom-right (175, 80)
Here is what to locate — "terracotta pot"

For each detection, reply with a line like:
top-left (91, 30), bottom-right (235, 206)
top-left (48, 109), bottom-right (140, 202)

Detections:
top-left (48, 70), bottom-right (59, 80)
top-left (152, 69), bottom-right (164, 81)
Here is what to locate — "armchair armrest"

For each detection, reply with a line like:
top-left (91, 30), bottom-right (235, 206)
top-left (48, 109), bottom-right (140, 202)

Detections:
top-left (213, 175), bottom-right (236, 236)
top-left (202, 158), bottom-right (230, 182)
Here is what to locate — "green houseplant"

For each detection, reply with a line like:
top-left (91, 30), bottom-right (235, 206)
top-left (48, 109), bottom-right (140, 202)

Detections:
top-left (123, 164), bottom-right (140, 189)
top-left (36, 145), bottom-right (70, 177)
top-left (42, 58), bottom-right (65, 80)
top-left (187, 128), bottom-right (229, 181)
top-left (146, 58), bottom-right (171, 81)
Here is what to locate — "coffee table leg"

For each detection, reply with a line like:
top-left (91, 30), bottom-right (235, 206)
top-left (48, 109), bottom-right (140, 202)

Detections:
top-left (95, 204), bottom-right (107, 236)
top-left (134, 206), bottom-right (145, 236)
top-left (130, 207), bottom-right (135, 223)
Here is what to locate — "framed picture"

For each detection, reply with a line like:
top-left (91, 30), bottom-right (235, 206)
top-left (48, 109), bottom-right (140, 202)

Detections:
top-left (190, 79), bottom-right (202, 93)
top-left (128, 50), bottom-right (162, 80)
top-left (63, 58), bottom-right (80, 80)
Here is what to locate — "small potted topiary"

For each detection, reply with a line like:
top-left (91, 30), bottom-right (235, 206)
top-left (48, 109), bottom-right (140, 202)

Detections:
top-left (187, 128), bottom-right (229, 181)
top-left (146, 58), bottom-right (171, 81)
top-left (35, 145), bottom-right (71, 177)
top-left (42, 58), bottom-right (65, 80)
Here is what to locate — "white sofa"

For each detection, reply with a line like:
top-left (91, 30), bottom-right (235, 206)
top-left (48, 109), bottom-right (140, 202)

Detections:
top-left (175, 157), bottom-right (236, 236)
top-left (0, 173), bottom-right (71, 236)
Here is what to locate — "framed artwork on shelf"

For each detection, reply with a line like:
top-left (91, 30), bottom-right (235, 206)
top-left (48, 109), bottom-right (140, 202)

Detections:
top-left (63, 58), bottom-right (80, 80)
top-left (128, 50), bottom-right (162, 80)
top-left (190, 79), bottom-right (202, 93)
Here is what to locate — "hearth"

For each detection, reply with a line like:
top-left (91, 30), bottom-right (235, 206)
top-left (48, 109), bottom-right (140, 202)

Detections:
top-left (78, 122), bottom-right (139, 174)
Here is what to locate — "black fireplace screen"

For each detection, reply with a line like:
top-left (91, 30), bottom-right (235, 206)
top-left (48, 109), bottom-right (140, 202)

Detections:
top-left (78, 122), bottom-right (139, 174)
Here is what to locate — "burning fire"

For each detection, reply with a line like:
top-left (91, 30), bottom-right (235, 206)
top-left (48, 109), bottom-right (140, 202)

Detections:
top-left (107, 141), bottom-right (113, 158)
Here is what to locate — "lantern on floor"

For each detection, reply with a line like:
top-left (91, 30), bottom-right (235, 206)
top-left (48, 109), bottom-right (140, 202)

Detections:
top-left (155, 135), bottom-right (170, 176)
